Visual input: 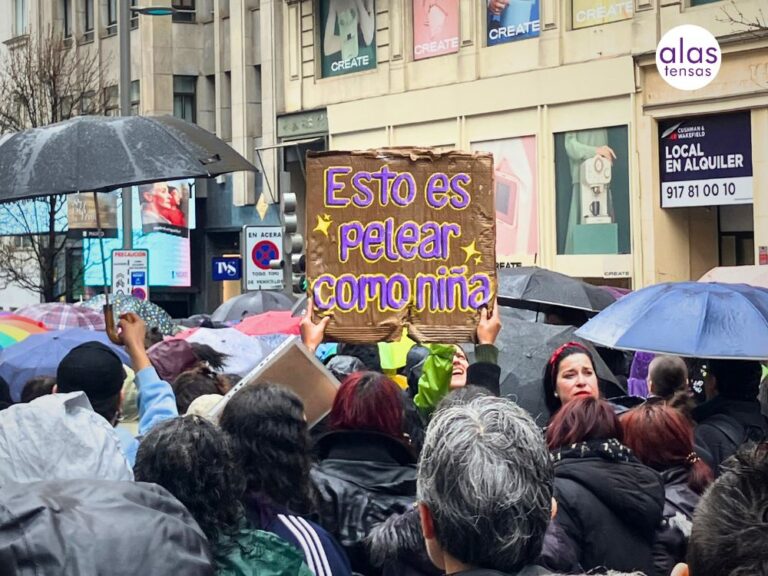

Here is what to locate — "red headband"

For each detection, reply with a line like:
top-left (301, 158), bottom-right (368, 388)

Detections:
top-left (548, 341), bottom-right (590, 368)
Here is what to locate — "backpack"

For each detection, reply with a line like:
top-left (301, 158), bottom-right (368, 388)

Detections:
top-left (705, 413), bottom-right (768, 448)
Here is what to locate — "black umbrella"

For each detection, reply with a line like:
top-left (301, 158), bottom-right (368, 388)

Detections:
top-left (0, 115), bottom-right (257, 200)
top-left (483, 310), bottom-right (624, 426)
top-left (498, 266), bottom-right (616, 314)
top-left (211, 290), bottom-right (296, 323)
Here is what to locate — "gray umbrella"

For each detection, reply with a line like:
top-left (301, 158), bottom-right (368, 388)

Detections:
top-left (479, 309), bottom-right (623, 426)
top-left (498, 266), bottom-right (616, 314)
top-left (211, 290), bottom-right (296, 323)
top-left (0, 115), bottom-right (256, 201)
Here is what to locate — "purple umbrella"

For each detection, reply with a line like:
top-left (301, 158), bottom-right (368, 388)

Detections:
top-left (0, 328), bottom-right (131, 402)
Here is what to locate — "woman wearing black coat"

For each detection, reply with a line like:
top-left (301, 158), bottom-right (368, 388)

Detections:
top-left (546, 397), bottom-right (665, 575)
top-left (311, 371), bottom-right (417, 576)
top-left (622, 401), bottom-right (714, 576)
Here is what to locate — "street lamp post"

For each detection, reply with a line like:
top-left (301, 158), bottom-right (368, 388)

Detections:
top-left (118, 5), bottom-right (189, 250)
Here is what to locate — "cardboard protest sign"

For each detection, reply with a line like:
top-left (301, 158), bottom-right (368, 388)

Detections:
top-left (306, 148), bottom-right (496, 344)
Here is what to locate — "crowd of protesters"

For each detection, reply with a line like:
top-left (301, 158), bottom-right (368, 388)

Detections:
top-left (0, 302), bottom-right (767, 576)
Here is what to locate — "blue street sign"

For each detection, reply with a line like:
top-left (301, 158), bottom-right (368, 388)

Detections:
top-left (130, 271), bottom-right (146, 286)
top-left (212, 256), bottom-right (243, 281)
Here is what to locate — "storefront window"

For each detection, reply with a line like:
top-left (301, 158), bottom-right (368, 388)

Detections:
top-left (319, 0), bottom-right (377, 77)
top-left (571, 0), bottom-right (633, 30)
top-left (486, 0), bottom-right (540, 46)
top-left (554, 125), bottom-right (631, 255)
top-left (472, 136), bottom-right (539, 263)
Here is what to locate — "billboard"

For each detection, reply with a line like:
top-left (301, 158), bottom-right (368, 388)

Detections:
top-left (472, 136), bottom-right (538, 262)
top-left (572, 0), bottom-right (633, 29)
top-left (413, 0), bottom-right (459, 60)
top-left (320, 0), bottom-right (377, 77)
top-left (659, 111), bottom-right (753, 208)
top-left (83, 179), bottom-right (195, 288)
top-left (554, 126), bottom-right (631, 255)
top-left (67, 191), bottom-right (119, 238)
top-left (138, 181), bottom-right (191, 237)
top-left (487, 0), bottom-right (540, 46)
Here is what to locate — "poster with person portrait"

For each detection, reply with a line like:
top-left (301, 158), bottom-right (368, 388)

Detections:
top-left (413, 0), bottom-right (459, 60)
top-left (139, 180), bottom-right (190, 238)
top-left (554, 126), bottom-right (630, 255)
top-left (486, 0), bottom-right (540, 46)
top-left (471, 137), bottom-right (539, 262)
top-left (320, 0), bottom-right (377, 77)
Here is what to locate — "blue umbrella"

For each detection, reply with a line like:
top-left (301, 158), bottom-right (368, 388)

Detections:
top-left (0, 329), bottom-right (131, 402)
top-left (575, 282), bottom-right (768, 360)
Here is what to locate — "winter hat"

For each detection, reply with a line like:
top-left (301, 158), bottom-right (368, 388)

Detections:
top-left (57, 342), bottom-right (126, 401)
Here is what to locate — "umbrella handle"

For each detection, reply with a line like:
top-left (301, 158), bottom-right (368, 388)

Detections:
top-left (104, 304), bottom-right (124, 345)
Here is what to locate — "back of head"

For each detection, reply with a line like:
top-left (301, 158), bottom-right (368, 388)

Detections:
top-left (622, 402), bottom-right (713, 494)
top-left (0, 479), bottom-right (213, 576)
top-left (336, 343), bottom-right (382, 372)
top-left (0, 392), bottom-right (132, 488)
top-left (708, 359), bottom-right (762, 401)
top-left (687, 444), bottom-right (768, 576)
top-left (172, 366), bottom-right (231, 415)
top-left (20, 376), bottom-right (56, 404)
top-left (649, 355), bottom-right (688, 399)
top-left (331, 371), bottom-right (405, 438)
top-left (418, 396), bottom-right (553, 573)
top-left (134, 416), bottom-right (244, 545)
top-left (546, 396), bottom-right (621, 450)
top-left (219, 383), bottom-right (313, 512)
top-left (56, 341), bottom-right (125, 424)
top-left (0, 376), bottom-right (12, 411)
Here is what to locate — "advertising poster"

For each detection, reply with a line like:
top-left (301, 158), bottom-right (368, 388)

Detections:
top-left (67, 191), bottom-right (119, 238)
top-left (83, 179), bottom-right (195, 287)
top-left (572, 0), bottom-right (633, 30)
top-left (305, 149), bottom-right (496, 344)
top-left (471, 137), bottom-right (538, 262)
top-left (486, 0), bottom-right (540, 46)
top-left (320, 0), bottom-right (377, 77)
top-left (139, 181), bottom-right (191, 237)
top-left (554, 126), bottom-right (631, 255)
top-left (659, 111), bottom-right (753, 209)
top-left (413, 0), bottom-right (459, 60)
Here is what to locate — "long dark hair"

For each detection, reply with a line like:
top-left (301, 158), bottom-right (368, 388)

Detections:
top-left (546, 396), bottom-right (621, 450)
top-left (622, 402), bottom-right (714, 494)
top-left (219, 383), bottom-right (315, 514)
top-left (133, 416), bottom-right (245, 547)
top-left (542, 342), bottom-right (597, 415)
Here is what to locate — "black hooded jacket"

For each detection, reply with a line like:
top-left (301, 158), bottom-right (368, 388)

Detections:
top-left (311, 430), bottom-right (418, 575)
top-left (551, 439), bottom-right (665, 575)
top-left (652, 466), bottom-right (701, 576)
top-left (693, 396), bottom-right (768, 472)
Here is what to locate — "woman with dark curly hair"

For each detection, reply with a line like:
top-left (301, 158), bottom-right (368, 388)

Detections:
top-left (134, 415), bottom-right (312, 575)
top-left (220, 384), bottom-right (352, 576)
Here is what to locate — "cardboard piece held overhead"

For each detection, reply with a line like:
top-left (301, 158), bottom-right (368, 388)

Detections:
top-left (305, 148), bottom-right (497, 344)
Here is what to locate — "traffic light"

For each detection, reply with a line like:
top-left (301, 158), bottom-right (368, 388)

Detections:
top-left (279, 171), bottom-right (305, 295)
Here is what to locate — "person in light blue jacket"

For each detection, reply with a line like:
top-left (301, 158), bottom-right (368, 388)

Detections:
top-left (55, 312), bottom-right (178, 467)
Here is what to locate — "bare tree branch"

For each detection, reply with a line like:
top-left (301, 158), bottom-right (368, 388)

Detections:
top-left (717, 0), bottom-right (767, 37)
top-left (0, 29), bottom-right (106, 301)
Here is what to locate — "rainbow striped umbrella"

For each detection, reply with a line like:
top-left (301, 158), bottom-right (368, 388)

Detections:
top-left (0, 315), bottom-right (48, 350)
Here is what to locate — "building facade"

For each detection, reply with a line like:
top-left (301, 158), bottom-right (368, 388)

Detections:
top-left (276, 0), bottom-right (767, 287)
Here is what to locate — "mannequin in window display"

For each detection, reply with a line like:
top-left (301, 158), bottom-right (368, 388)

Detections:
top-left (564, 129), bottom-right (616, 254)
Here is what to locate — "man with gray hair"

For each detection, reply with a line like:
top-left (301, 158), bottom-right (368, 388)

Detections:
top-left (417, 396), bottom-right (554, 576)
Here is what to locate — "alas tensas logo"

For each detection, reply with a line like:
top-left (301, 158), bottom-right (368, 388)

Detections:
top-left (656, 24), bottom-right (721, 91)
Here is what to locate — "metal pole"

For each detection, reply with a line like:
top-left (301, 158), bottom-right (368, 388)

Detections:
top-left (119, 0), bottom-right (133, 249)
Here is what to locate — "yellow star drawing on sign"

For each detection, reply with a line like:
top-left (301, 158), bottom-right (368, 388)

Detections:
top-left (313, 214), bottom-right (333, 237)
top-left (461, 240), bottom-right (481, 264)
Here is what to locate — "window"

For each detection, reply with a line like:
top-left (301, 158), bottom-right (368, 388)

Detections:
top-left (107, 0), bottom-right (117, 30)
top-left (172, 0), bottom-right (196, 22)
top-left (104, 85), bottom-right (119, 116)
top-left (13, 236), bottom-right (33, 249)
top-left (84, 0), bottom-right (94, 37)
top-left (14, 0), bottom-right (28, 35)
top-left (130, 80), bottom-right (140, 116)
top-left (81, 91), bottom-right (95, 115)
top-left (173, 76), bottom-right (197, 123)
top-left (690, 0), bottom-right (720, 5)
top-left (131, 0), bottom-right (139, 29)
top-left (62, 0), bottom-right (72, 37)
